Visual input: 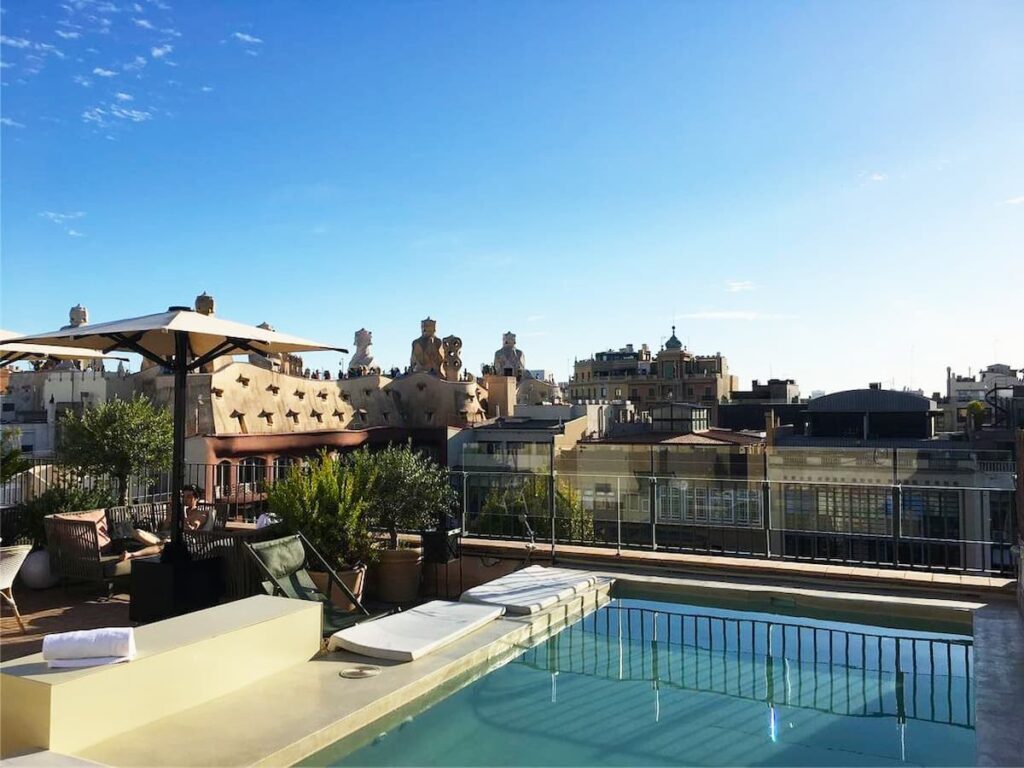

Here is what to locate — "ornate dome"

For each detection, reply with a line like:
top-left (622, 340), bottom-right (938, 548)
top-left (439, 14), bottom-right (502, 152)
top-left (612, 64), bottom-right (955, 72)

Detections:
top-left (664, 325), bottom-right (683, 351)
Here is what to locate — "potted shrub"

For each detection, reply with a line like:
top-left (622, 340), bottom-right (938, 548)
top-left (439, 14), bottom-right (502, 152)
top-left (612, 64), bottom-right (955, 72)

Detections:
top-left (366, 443), bottom-right (458, 603)
top-left (267, 451), bottom-right (378, 608)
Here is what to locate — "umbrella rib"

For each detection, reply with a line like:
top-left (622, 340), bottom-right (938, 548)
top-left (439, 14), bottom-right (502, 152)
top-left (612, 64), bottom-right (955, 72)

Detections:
top-left (225, 337), bottom-right (262, 356)
top-left (187, 337), bottom-right (271, 371)
top-left (106, 333), bottom-right (168, 367)
top-left (0, 352), bottom-right (29, 367)
top-left (187, 339), bottom-right (237, 372)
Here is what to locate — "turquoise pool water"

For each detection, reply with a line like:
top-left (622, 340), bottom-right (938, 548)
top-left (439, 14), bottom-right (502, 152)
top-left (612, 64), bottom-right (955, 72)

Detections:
top-left (310, 598), bottom-right (974, 767)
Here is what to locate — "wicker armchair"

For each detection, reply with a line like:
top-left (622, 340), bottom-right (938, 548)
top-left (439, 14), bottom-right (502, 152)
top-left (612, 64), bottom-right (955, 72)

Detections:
top-left (44, 503), bottom-right (171, 593)
top-left (186, 524), bottom-right (283, 602)
top-left (1, 544), bottom-right (32, 633)
top-left (45, 509), bottom-right (127, 592)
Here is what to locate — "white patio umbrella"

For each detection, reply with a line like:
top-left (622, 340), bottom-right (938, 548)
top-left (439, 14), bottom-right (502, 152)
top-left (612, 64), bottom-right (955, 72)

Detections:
top-left (8, 306), bottom-right (347, 559)
top-left (0, 329), bottom-right (127, 368)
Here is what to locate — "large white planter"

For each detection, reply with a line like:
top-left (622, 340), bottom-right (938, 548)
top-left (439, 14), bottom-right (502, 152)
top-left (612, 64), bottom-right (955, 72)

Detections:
top-left (20, 549), bottom-right (59, 590)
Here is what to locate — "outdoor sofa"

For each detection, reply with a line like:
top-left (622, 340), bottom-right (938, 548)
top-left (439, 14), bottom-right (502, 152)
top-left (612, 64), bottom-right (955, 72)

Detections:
top-left (43, 502), bottom-right (219, 593)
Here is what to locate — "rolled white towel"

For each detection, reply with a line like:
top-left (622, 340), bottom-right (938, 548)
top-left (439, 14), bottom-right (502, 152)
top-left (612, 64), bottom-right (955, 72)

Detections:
top-left (42, 627), bottom-right (136, 663)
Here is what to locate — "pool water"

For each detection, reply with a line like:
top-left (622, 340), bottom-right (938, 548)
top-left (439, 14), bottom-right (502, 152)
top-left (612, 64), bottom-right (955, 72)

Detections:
top-left (310, 598), bottom-right (974, 767)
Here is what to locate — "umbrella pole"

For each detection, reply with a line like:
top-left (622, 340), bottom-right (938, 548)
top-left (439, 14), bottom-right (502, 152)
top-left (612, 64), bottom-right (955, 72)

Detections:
top-left (163, 330), bottom-right (189, 562)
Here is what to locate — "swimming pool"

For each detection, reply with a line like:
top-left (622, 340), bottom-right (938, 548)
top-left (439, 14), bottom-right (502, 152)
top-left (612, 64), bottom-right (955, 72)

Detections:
top-left (307, 597), bottom-right (974, 767)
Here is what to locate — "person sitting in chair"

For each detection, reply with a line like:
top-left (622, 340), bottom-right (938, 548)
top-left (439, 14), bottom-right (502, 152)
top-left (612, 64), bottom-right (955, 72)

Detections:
top-left (119, 484), bottom-right (210, 561)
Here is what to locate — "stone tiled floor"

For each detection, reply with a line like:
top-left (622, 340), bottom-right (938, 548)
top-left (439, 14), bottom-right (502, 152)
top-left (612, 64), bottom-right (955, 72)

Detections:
top-left (973, 602), bottom-right (1024, 767)
top-left (0, 584), bottom-right (131, 661)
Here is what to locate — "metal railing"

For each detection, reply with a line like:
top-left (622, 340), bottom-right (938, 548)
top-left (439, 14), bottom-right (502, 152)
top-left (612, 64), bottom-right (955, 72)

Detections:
top-left (514, 602), bottom-right (974, 729)
top-left (3, 454), bottom-right (1017, 577)
top-left (0, 460), bottom-right (273, 543)
top-left (458, 468), bottom-right (1018, 576)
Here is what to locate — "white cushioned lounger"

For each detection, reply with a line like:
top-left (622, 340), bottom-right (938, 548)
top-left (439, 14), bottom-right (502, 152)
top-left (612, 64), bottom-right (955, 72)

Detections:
top-left (459, 565), bottom-right (598, 615)
top-left (327, 600), bottom-right (504, 662)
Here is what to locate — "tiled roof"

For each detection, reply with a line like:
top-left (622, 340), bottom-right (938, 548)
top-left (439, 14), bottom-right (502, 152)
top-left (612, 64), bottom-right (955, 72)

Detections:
top-left (591, 429), bottom-right (764, 446)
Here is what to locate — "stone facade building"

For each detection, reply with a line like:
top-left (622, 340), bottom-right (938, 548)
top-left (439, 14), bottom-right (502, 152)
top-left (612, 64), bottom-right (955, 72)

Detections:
top-left (567, 327), bottom-right (737, 410)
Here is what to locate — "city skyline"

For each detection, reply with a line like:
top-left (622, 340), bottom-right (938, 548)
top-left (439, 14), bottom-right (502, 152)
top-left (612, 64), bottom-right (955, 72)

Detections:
top-left (3, 1), bottom-right (1023, 394)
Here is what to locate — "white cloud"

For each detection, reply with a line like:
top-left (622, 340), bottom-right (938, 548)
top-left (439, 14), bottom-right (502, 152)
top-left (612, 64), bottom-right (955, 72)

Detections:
top-left (92, 67), bottom-right (117, 76)
top-left (200, 85), bottom-right (213, 92)
top-left (526, 314), bottom-right (545, 323)
top-left (150, 44), bottom-right (172, 58)
top-left (82, 106), bottom-right (106, 124)
top-left (115, 91), bottom-right (133, 101)
top-left (39, 43), bottom-right (65, 59)
top-left (73, 74), bottom-right (93, 87)
top-left (40, 211), bottom-right (86, 236)
top-left (0, 116), bottom-right (25, 128)
top-left (55, 30), bottom-right (81, 39)
top-left (110, 103), bottom-right (151, 122)
top-left (0, 61), bottom-right (12, 69)
top-left (123, 55), bottom-right (147, 70)
top-left (676, 310), bottom-right (797, 321)
top-left (232, 32), bottom-right (263, 44)
top-left (133, 18), bottom-right (154, 29)
top-left (0, 35), bottom-right (33, 49)
top-left (1003, 195), bottom-right (1024, 206)
top-left (40, 211), bottom-right (85, 224)
top-left (245, 49), bottom-right (258, 57)
top-left (725, 280), bottom-right (755, 293)
top-left (868, 172), bottom-right (888, 182)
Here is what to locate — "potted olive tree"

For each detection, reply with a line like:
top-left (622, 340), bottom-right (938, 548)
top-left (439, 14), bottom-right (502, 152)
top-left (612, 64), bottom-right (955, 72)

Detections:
top-left (367, 443), bottom-right (458, 603)
top-left (267, 450), bottom-right (378, 608)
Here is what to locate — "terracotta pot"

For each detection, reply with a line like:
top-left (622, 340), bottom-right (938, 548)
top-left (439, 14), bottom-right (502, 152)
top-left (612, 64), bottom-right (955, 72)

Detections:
top-left (309, 565), bottom-right (366, 611)
top-left (373, 548), bottom-right (423, 604)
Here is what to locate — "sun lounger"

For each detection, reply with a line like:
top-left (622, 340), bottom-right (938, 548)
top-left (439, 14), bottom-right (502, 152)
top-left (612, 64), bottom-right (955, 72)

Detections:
top-left (458, 565), bottom-right (598, 615)
top-left (244, 533), bottom-right (370, 637)
top-left (327, 600), bottom-right (504, 662)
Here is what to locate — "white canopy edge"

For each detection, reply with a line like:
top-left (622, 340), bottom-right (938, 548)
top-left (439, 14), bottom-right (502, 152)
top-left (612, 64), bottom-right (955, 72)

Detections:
top-left (6, 309), bottom-right (346, 362)
top-left (0, 330), bottom-right (125, 362)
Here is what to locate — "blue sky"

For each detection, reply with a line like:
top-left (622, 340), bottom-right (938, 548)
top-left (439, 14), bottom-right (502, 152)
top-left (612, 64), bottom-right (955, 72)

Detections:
top-left (2, 0), bottom-right (1022, 395)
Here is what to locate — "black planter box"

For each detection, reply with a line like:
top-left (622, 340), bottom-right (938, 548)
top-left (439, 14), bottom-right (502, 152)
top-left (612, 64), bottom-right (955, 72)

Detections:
top-left (422, 527), bottom-right (462, 564)
top-left (129, 557), bottom-right (226, 624)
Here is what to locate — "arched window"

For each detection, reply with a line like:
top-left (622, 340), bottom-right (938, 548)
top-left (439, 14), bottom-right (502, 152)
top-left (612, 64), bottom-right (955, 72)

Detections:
top-left (215, 460), bottom-right (232, 499)
top-left (238, 456), bottom-right (267, 489)
top-left (273, 456), bottom-right (294, 481)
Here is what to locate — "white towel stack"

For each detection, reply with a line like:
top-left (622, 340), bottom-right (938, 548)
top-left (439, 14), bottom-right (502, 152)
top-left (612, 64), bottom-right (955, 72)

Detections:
top-left (41, 627), bottom-right (137, 669)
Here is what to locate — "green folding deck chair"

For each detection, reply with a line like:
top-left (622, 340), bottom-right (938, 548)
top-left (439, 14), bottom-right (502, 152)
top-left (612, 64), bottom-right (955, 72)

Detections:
top-left (244, 533), bottom-right (370, 637)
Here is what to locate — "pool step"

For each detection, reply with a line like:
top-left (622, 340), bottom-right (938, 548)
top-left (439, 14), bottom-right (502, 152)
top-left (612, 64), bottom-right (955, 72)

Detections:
top-left (0, 595), bottom-right (320, 758)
